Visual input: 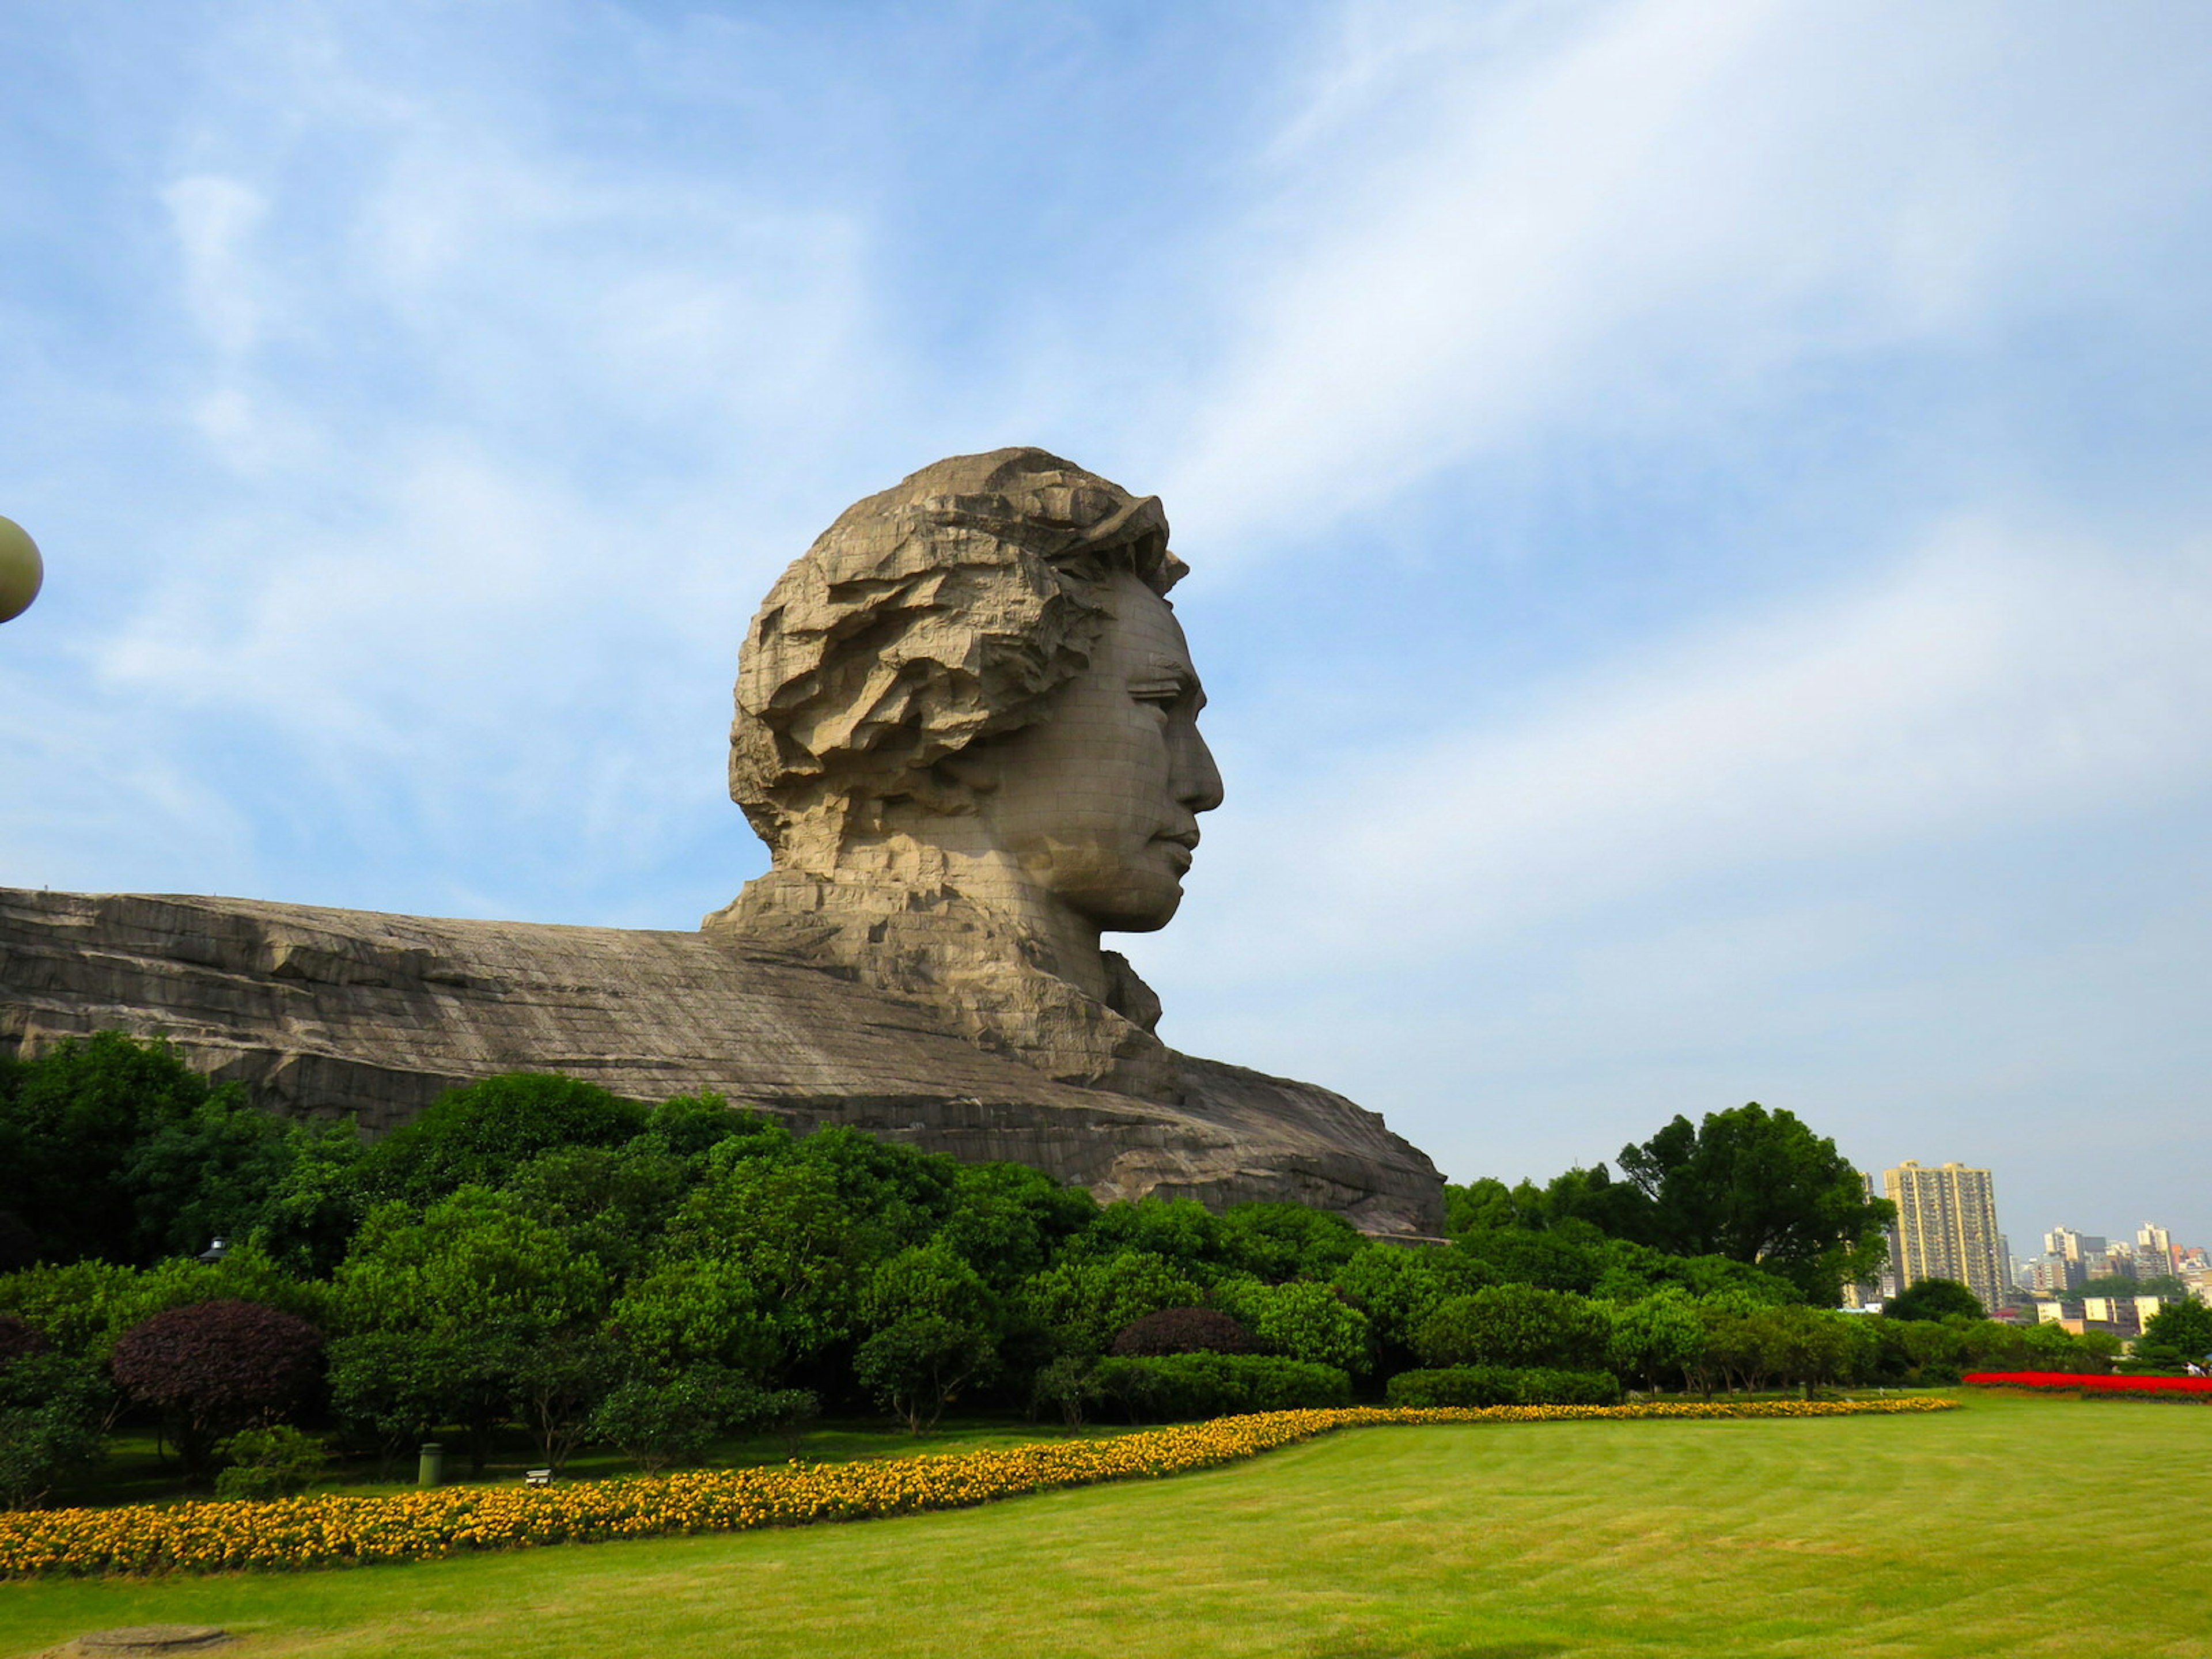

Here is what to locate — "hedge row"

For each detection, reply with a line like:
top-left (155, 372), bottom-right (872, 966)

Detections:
top-left (1093, 1353), bottom-right (1352, 1418)
top-left (0, 1398), bottom-right (1957, 1578)
top-left (1385, 1366), bottom-right (1622, 1408)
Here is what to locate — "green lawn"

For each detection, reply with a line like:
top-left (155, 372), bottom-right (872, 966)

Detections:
top-left (5, 1392), bottom-right (2207, 1659)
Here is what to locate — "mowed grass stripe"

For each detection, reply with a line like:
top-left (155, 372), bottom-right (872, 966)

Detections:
top-left (3, 1392), bottom-right (2206, 1659)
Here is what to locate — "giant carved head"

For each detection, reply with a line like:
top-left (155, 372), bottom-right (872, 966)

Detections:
top-left (730, 448), bottom-right (1221, 934)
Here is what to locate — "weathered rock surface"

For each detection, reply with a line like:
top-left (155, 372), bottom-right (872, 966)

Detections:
top-left (0, 887), bottom-right (1444, 1234)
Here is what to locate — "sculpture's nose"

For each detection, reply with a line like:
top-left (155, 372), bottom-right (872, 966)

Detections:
top-left (1176, 721), bottom-right (1224, 816)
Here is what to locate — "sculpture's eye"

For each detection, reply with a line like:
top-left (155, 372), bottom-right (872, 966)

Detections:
top-left (1130, 669), bottom-right (1191, 715)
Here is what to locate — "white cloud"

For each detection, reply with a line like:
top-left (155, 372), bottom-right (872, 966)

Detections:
top-left (1162, 0), bottom-right (2212, 553)
top-left (42, 10), bottom-right (893, 917)
top-left (162, 173), bottom-right (269, 357)
top-left (1154, 519), bottom-right (2212, 984)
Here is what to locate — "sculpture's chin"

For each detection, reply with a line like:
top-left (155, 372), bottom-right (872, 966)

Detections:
top-left (1085, 884), bottom-right (1183, 936)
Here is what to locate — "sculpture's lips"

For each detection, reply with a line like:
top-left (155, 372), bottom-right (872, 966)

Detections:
top-left (1154, 829), bottom-right (1200, 868)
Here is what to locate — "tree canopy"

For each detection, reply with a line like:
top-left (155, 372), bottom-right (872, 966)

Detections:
top-left (1613, 1103), bottom-right (1893, 1302)
top-left (1883, 1278), bottom-right (1986, 1323)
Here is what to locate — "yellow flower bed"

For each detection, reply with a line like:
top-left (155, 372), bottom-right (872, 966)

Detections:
top-left (0, 1397), bottom-right (1956, 1578)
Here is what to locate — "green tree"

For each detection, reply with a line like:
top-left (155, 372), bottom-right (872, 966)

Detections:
top-left (587, 1365), bottom-right (785, 1474)
top-left (331, 1188), bottom-right (609, 1473)
top-left (1442, 1177), bottom-right (1547, 1237)
top-left (1756, 1304), bottom-right (1876, 1393)
top-left (247, 1118), bottom-right (369, 1278)
top-left (855, 1316), bottom-right (998, 1433)
top-left (1442, 1167), bottom-right (1651, 1239)
top-left (1606, 1289), bottom-right (1705, 1392)
top-left (1211, 1278), bottom-right (1371, 1374)
top-left (0, 1246), bottom-right (326, 1372)
top-left (496, 1139), bottom-right (694, 1281)
top-left (608, 1255), bottom-right (779, 1377)
top-left (932, 1161), bottom-right (1099, 1290)
top-left (1331, 1246), bottom-right (1453, 1374)
top-left (0, 1031), bottom-right (298, 1265)
top-left (1449, 1225), bottom-right (1604, 1293)
top-left (2019, 1319), bottom-right (2097, 1373)
top-left (646, 1151), bottom-right (879, 1374)
top-left (1017, 1252), bottom-right (1206, 1359)
top-left (359, 1073), bottom-right (649, 1205)
top-left (510, 1329), bottom-right (626, 1470)
top-left (2135, 1300), bottom-right (2212, 1371)
top-left (1215, 1203), bottom-right (1366, 1283)
top-left (326, 1330), bottom-right (456, 1476)
top-left (1029, 1353), bottom-right (1100, 1429)
top-left (641, 1091), bottom-right (775, 1158)
top-left (0, 1349), bottom-right (106, 1509)
top-left (1685, 1293), bottom-right (1781, 1394)
top-left (334, 1188), bottom-right (610, 1335)
top-left (853, 1239), bottom-right (1003, 1431)
top-left (1414, 1284), bottom-right (1611, 1372)
top-left (1060, 1198), bottom-right (1224, 1276)
top-left (1615, 1104), bottom-right (1891, 1302)
top-left (791, 1127), bottom-right (961, 1249)
top-left (1883, 1278), bottom-right (1984, 1322)
top-left (1588, 1238), bottom-right (1801, 1306)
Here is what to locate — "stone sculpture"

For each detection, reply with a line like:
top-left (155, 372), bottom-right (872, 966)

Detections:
top-left (708, 448), bottom-right (1218, 1101)
top-left (1, 449), bottom-right (1444, 1233)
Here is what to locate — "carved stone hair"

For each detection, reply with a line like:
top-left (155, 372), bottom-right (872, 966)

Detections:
top-left (730, 448), bottom-right (1184, 867)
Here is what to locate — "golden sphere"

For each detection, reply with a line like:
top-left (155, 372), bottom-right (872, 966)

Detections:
top-left (0, 514), bottom-right (42, 623)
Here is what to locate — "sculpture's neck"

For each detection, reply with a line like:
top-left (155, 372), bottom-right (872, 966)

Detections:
top-left (791, 831), bottom-right (1113, 1002)
top-left (701, 841), bottom-right (1178, 1102)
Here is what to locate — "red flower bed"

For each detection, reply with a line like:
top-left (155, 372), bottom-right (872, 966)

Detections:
top-left (1965, 1371), bottom-right (2212, 1395)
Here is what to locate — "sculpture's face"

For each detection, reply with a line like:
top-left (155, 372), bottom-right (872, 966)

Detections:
top-left (969, 571), bottom-right (1224, 933)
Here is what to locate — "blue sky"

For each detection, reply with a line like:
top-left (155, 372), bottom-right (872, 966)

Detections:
top-left (5, 1), bottom-right (2210, 1253)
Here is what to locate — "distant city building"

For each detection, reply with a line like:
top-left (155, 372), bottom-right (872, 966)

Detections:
top-left (1848, 1171), bottom-right (1900, 1306)
top-left (1885, 1161), bottom-right (2007, 1312)
top-left (2044, 1227), bottom-right (2107, 1263)
top-left (2025, 1256), bottom-right (2082, 1296)
top-left (2033, 1295), bottom-right (2175, 1338)
top-left (2137, 1223), bottom-right (2177, 1275)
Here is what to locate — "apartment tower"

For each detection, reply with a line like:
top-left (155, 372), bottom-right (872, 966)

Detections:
top-left (1884, 1161), bottom-right (2006, 1312)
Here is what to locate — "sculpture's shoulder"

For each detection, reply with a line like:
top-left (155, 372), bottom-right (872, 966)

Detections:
top-left (1167, 1049), bottom-right (1446, 1237)
top-left (0, 884), bottom-right (1112, 1132)
top-left (0, 885), bottom-right (1445, 1236)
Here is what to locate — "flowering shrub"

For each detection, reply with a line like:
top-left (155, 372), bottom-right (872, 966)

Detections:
top-left (1964, 1371), bottom-right (2212, 1398)
top-left (0, 1397), bottom-right (1953, 1578)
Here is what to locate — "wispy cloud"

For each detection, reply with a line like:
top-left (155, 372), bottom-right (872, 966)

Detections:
top-left (1163, 518), bottom-right (2212, 983)
top-left (1161, 0), bottom-right (2212, 555)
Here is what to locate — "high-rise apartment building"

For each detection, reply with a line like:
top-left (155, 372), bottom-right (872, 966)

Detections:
top-left (2138, 1223), bottom-right (2176, 1274)
top-left (1885, 1161), bottom-right (2006, 1312)
top-left (2044, 1227), bottom-right (2106, 1263)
